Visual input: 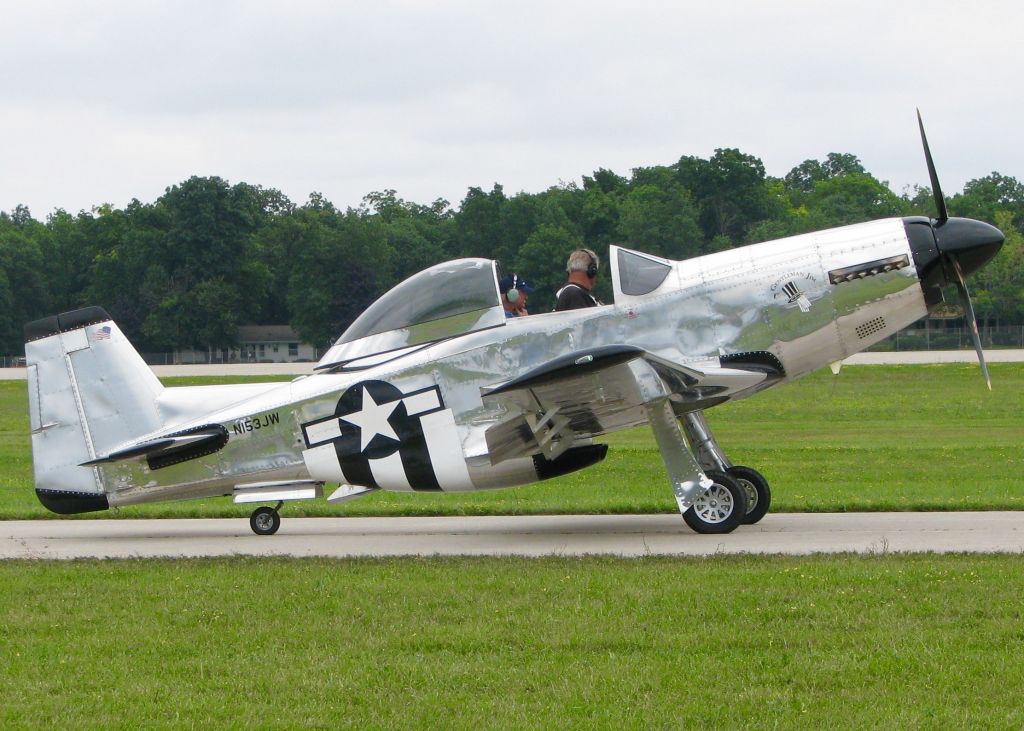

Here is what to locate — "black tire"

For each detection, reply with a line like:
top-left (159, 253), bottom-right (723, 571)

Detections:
top-left (683, 470), bottom-right (747, 534)
top-left (728, 465), bottom-right (772, 525)
top-left (250, 506), bottom-right (281, 536)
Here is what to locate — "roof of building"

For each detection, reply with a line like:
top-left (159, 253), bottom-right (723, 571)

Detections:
top-left (237, 325), bottom-right (302, 343)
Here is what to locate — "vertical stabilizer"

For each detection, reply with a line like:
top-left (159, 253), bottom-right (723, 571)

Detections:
top-left (24, 307), bottom-right (165, 513)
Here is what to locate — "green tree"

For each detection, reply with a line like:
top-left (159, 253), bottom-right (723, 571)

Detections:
top-left (515, 223), bottom-right (585, 311)
top-left (498, 192), bottom-right (542, 270)
top-left (0, 223), bottom-right (50, 354)
top-left (362, 190), bottom-right (455, 282)
top-left (580, 182), bottom-right (621, 250)
top-left (617, 184), bottom-right (702, 258)
top-left (454, 184), bottom-right (510, 261)
top-left (583, 168), bottom-right (628, 195)
top-left (83, 199), bottom-right (169, 348)
top-left (971, 211), bottom-right (1024, 327)
top-left (137, 177), bottom-right (281, 348)
top-left (950, 173), bottom-right (1024, 231)
top-left (676, 148), bottom-right (776, 243)
top-left (802, 173), bottom-right (905, 227)
top-left (285, 206), bottom-right (393, 347)
top-left (785, 153), bottom-right (866, 197)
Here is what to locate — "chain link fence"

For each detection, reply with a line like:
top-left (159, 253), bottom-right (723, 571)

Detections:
top-left (871, 324), bottom-right (1024, 351)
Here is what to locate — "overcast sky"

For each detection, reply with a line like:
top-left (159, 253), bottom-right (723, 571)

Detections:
top-left (3, 1), bottom-right (1021, 217)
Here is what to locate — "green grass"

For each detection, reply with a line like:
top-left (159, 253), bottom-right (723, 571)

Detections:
top-left (3, 364), bottom-right (1024, 519)
top-left (2, 554), bottom-right (1024, 729)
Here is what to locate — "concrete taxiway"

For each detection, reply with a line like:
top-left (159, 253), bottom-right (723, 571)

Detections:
top-left (3, 512), bottom-right (1024, 559)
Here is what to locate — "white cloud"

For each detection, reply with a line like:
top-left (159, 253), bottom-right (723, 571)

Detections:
top-left (2, 0), bottom-right (1022, 215)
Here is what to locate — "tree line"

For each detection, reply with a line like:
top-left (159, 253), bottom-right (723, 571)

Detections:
top-left (2, 149), bottom-right (1022, 356)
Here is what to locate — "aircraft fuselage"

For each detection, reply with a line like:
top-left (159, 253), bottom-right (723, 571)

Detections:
top-left (93, 216), bottom-right (935, 507)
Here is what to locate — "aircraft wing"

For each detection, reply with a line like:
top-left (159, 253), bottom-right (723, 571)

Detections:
top-left (481, 345), bottom-right (768, 464)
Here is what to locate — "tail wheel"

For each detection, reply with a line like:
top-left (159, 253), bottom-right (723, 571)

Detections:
top-left (683, 470), bottom-right (747, 534)
top-left (250, 506), bottom-right (281, 536)
top-left (727, 466), bottom-right (772, 525)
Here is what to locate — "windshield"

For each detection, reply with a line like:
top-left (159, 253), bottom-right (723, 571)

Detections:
top-left (317, 258), bottom-right (505, 368)
top-left (616, 248), bottom-right (672, 296)
top-left (339, 259), bottom-right (500, 343)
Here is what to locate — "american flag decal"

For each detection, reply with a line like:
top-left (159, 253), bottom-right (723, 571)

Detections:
top-left (300, 380), bottom-right (473, 492)
top-left (92, 325), bottom-right (112, 341)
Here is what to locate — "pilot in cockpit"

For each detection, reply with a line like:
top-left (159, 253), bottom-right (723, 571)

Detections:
top-left (499, 274), bottom-right (534, 318)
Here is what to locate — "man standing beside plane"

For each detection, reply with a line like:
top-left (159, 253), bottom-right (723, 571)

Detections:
top-left (554, 248), bottom-right (602, 311)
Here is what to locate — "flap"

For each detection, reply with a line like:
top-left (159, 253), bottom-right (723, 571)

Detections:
top-left (482, 346), bottom-right (768, 464)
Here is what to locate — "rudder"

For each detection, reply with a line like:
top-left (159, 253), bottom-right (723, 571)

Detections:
top-left (24, 307), bottom-right (165, 513)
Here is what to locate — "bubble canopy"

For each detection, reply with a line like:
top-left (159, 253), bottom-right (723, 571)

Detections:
top-left (316, 259), bottom-right (505, 369)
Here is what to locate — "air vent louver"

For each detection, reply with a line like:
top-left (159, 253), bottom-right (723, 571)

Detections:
top-left (856, 317), bottom-right (886, 339)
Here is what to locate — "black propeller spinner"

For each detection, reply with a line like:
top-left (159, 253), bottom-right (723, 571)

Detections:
top-left (912, 109), bottom-right (1005, 390)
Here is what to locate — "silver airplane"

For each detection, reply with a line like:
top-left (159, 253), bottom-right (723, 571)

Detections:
top-left (24, 117), bottom-right (1004, 535)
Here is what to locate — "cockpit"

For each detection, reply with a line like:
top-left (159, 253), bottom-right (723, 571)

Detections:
top-left (315, 247), bottom-right (679, 371)
top-left (316, 259), bottom-right (506, 370)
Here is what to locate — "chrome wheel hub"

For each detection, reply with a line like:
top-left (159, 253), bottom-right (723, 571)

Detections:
top-left (693, 483), bottom-right (735, 524)
top-left (737, 478), bottom-right (758, 513)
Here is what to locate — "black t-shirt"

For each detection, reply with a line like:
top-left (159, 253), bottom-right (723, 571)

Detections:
top-left (554, 283), bottom-right (600, 311)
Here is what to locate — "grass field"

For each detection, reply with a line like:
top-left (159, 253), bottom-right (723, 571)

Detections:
top-left (2, 363), bottom-right (1023, 519)
top-left (4, 367), bottom-right (1024, 729)
top-left (2, 554), bottom-right (1024, 729)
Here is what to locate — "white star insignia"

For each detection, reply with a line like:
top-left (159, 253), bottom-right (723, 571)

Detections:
top-left (339, 387), bottom-right (400, 452)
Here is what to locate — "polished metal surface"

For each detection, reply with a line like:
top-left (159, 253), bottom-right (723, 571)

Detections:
top-left (690, 482), bottom-right (737, 524)
top-left (25, 217), bottom-right (937, 514)
top-left (680, 410), bottom-right (731, 472)
top-left (645, 399), bottom-right (712, 513)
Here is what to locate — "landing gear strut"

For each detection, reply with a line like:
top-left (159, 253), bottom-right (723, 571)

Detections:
top-left (250, 501), bottom-right (283, 536)
top-left (680, 410), bottom-right (773, 526)
top-left (646, 401), bottom-right (748, 534)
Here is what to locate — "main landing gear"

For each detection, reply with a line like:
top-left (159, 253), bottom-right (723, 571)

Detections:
top-left (726, 465), bottom-right (772, 525)
top-left (682, 469), bottom-right (748, 534)
top-left (680, 411), bottom-right (772, 528)
top-left (249, 501), bottom-right (283, 536)
top-left (646, 402), bottom-right (773, 534)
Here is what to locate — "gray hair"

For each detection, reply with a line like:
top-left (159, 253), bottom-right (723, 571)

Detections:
top-left (566, 248), bottom-right (599, 274)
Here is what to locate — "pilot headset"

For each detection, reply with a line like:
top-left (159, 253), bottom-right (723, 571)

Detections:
top-left (506, 273), bottom-right (521, 303)
top-left (574, 249), bottom-right (599, 278)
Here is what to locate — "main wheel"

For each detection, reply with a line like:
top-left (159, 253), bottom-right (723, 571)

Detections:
top-left (250, 506), bottom-right (281, 536)
top-left (727, 465), bottom-right (772, 525)
top-left (683, 470), bottom-right (747, 534)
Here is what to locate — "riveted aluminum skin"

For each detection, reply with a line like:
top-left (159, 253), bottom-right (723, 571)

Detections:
top-left (25, 218), bottom-right (929, 511)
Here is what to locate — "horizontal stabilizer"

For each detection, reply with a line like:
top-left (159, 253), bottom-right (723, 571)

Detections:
top-left (82, 424), bottom-right (229, 470)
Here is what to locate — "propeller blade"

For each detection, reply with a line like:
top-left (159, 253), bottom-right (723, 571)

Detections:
top-left (950, 256), bottom-right (992, 390)
top-left (917, 109), bottom-right (949, 223)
